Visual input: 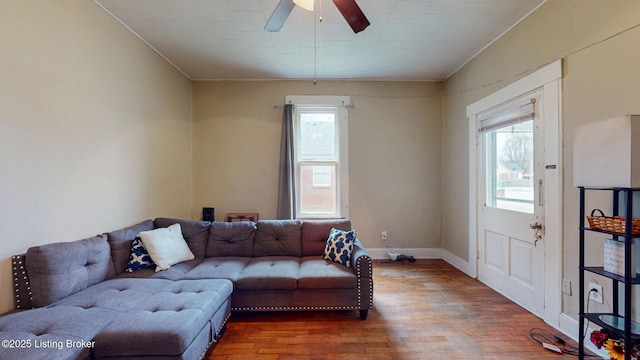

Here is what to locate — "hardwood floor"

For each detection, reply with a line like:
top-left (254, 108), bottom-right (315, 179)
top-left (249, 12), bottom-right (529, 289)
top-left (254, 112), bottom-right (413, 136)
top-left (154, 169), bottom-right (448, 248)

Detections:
top-left (207, 259), bottom-right (583, 359)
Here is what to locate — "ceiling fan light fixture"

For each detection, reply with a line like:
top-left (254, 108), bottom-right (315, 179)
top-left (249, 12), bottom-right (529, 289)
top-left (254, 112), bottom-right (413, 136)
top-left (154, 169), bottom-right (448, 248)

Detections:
top-left (293, 0), bottom-right (314, 11)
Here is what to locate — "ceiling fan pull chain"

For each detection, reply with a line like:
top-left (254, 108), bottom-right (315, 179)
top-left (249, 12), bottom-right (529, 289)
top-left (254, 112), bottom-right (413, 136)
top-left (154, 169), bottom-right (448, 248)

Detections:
top-left (314, 1), bottom-right (318, 85)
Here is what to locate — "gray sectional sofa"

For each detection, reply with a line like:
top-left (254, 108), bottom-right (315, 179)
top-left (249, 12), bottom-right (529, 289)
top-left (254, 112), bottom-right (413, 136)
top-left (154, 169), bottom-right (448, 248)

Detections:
top-left (0, 218), bottom-right (373, 359)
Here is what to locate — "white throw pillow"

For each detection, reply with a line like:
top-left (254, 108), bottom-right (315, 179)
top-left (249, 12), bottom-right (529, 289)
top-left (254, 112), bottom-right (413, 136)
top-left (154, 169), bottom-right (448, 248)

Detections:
top-left (138, 223), bottom-right (195, 272)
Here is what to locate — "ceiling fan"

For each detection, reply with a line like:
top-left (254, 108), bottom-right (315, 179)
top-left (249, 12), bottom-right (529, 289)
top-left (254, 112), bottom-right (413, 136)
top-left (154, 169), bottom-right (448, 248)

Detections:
top-left (265, 0), bottom-right (370, 33)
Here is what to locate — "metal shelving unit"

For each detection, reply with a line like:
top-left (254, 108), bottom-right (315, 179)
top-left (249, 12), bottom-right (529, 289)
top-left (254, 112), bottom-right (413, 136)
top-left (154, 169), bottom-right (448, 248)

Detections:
top-left (578, 187), bottom-right (639, 359)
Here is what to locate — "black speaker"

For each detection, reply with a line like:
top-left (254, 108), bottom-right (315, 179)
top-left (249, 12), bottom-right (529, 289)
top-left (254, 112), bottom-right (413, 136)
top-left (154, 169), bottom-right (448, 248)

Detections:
top-left (202, 207), bottom-right (215, 222)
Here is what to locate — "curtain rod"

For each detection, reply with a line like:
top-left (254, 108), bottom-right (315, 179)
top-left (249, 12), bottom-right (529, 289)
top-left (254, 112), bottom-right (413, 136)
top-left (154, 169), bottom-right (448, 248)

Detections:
top-left (273, 101), bottom-right (355, 110)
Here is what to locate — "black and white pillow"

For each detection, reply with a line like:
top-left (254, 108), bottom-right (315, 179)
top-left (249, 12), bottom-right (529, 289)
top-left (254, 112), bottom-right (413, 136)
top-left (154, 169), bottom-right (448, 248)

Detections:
top-left (125, 236), bottom-right (155, 272)
top-left (322, 228), bottom-right (356, 267)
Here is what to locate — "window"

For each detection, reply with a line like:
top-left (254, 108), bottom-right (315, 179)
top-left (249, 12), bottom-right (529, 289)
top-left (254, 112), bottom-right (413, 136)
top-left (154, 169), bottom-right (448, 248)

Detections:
top-left (480, 98), bottom-right (536, 213)
top-left (286, 95), bottom-right (349, 218)
top-left (484, 120), bottom-right (534, 213)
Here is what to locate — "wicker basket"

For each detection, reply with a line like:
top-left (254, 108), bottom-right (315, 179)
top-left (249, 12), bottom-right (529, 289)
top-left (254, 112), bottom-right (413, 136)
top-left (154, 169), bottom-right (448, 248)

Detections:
top-left (587, 209), bottom-right (640, 235)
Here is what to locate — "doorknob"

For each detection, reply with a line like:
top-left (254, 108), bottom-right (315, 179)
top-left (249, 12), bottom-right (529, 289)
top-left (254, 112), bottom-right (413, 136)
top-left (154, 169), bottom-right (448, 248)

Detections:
top-left (530, 222), bottom-right (542, 230)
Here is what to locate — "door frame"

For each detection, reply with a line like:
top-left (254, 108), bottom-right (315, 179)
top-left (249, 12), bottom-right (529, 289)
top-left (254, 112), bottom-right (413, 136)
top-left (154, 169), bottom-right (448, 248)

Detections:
top-left (467, 59), bottom-right (563, 326)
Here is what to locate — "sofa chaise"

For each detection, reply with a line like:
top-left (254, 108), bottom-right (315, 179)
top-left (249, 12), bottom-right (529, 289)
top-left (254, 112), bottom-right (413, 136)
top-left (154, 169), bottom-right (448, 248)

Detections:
top-left (0, 217), bottom-right (373, 359)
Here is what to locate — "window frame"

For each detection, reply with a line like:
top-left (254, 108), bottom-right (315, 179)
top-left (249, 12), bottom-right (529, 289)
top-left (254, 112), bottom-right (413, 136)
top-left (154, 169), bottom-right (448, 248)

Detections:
top-left (286, 95), bottom-right (349, 219)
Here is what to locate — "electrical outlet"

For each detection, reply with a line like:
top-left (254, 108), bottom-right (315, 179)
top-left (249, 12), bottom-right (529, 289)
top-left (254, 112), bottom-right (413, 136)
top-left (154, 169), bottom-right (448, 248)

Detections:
top-left (562, 279), bottom-right (571, 295)
top-left (381, 231), bottom-right (388, 240)
top-left (589, 282), bottom-right (603, 304)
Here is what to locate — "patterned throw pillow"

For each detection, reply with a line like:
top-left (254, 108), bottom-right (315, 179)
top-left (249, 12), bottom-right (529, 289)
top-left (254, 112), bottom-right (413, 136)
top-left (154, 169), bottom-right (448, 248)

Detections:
top-left (322, 228), bottom-right (356, 267)
top-left (125, 236), bottom-right (155, 273)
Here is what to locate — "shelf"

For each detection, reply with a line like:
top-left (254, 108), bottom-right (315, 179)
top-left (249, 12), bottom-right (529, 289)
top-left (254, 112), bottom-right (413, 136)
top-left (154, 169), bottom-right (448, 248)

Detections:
top-left (579, 226), bottom-right (640, 238)
top-left (579, 186), bottom-right (640, 191)
top-left (581, 313), bottom-right (640, 340)
top-left (581, 267), bottom-right (640, 284)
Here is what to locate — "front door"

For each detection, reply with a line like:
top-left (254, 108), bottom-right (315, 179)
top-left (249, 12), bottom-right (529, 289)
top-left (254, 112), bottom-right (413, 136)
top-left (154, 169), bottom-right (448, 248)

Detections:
top-left (477, 90), bottom-right (545, 316)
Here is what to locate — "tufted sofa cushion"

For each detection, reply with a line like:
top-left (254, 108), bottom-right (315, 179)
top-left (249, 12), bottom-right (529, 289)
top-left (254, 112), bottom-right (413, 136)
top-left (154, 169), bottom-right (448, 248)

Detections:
top-left (206, 221), bottom-right (256, 257)
top-left (26, 234), bottom-right (114, 307)
top-left (298, 256), bottom-right (357, 289)
top-left (236, 256), bottom-right (299, 290)
top-left (0, 305), bottom-right (121, 360)
top-left (116, 259), bottom-right (203, 281)
top-left (182, 257), bottom-right (251, 282)
top-left (51, 278), bottom-right (175, 310)
top-left (254, 220), bottom-right (302, 257)
top-left (300, 219), bottom-right (352, 256)
top-left (154, 218), bottom-right (211, 259)
top-left (93, 279), bottom-right (233, 358)
top-left (106, 219), bottom-right (155, 275)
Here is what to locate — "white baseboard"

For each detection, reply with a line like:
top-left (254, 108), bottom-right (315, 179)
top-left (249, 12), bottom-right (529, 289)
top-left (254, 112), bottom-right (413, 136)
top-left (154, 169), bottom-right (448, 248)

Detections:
top-left (369, 247), bottom-right (475, 276)
top-left (441, 249), bottom-right (475, 277)
top-left (367, 247), bottom-right (441, 260)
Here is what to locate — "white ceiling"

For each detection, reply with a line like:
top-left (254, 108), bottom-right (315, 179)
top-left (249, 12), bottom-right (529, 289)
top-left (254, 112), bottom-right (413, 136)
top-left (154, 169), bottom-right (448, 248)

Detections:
top-left (95, 0), bottom-right (546, 81)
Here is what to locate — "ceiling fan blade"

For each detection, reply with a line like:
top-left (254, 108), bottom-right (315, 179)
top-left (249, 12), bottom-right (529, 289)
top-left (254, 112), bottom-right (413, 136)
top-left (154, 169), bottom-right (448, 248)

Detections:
top-left (265, 0), bottom-right (296, 32)
top-left (332, 0), bottom-right (370, 33)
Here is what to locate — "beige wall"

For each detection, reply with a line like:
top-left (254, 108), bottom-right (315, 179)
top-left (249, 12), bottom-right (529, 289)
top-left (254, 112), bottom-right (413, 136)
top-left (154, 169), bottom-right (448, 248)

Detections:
top-left (0, 1), bottom-right (193, 313)
top-left (442, 0), bottom-right (640, 319)
top-left (192, 81), bottom-right (442, 251)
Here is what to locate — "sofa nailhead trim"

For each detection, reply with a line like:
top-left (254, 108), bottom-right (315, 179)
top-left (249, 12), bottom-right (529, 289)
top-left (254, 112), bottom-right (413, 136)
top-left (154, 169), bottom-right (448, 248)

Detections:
top-left (198, 311), bottom-right (232, 360)
top-left (214, 312), bottom-right (231, 341)
top-left (356, 255), bottom-right (374, 309)
top-left (12, 255), bottom-right (32, 310)
top-left (232, 305), bottom-right (359, 311)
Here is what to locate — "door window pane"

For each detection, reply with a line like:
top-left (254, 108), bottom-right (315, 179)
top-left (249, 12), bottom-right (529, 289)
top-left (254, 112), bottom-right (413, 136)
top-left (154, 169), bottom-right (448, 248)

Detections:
top-left (485, 120), bottom-right (534, 213)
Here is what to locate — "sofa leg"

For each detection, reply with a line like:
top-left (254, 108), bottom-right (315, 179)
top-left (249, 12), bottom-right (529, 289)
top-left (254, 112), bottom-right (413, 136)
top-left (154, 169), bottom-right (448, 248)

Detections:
top-left (359, 309), bottom-right (368, 320)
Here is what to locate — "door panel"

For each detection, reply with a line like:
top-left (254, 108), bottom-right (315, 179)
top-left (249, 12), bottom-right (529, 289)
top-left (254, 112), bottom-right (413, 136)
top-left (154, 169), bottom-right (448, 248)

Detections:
top-left (510, 239), bottom-right (534, 284)
top-left (484, 230), bottom-right (505, 272)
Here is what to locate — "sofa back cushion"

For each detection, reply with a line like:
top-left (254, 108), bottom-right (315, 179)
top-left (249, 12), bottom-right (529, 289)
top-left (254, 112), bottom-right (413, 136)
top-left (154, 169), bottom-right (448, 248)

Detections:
top-left (154, 218), bottom-right (210, 259)
top-left (106, 220), bottom-right (155, 274)
top-left (301, 219), bottom-right (352, 256)
top-left (254, 220), bottom-right (302, 257)
top-left (26, 234), bottom-right (114, 307)
top-left (206, 221), bottom-right (256, 257)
